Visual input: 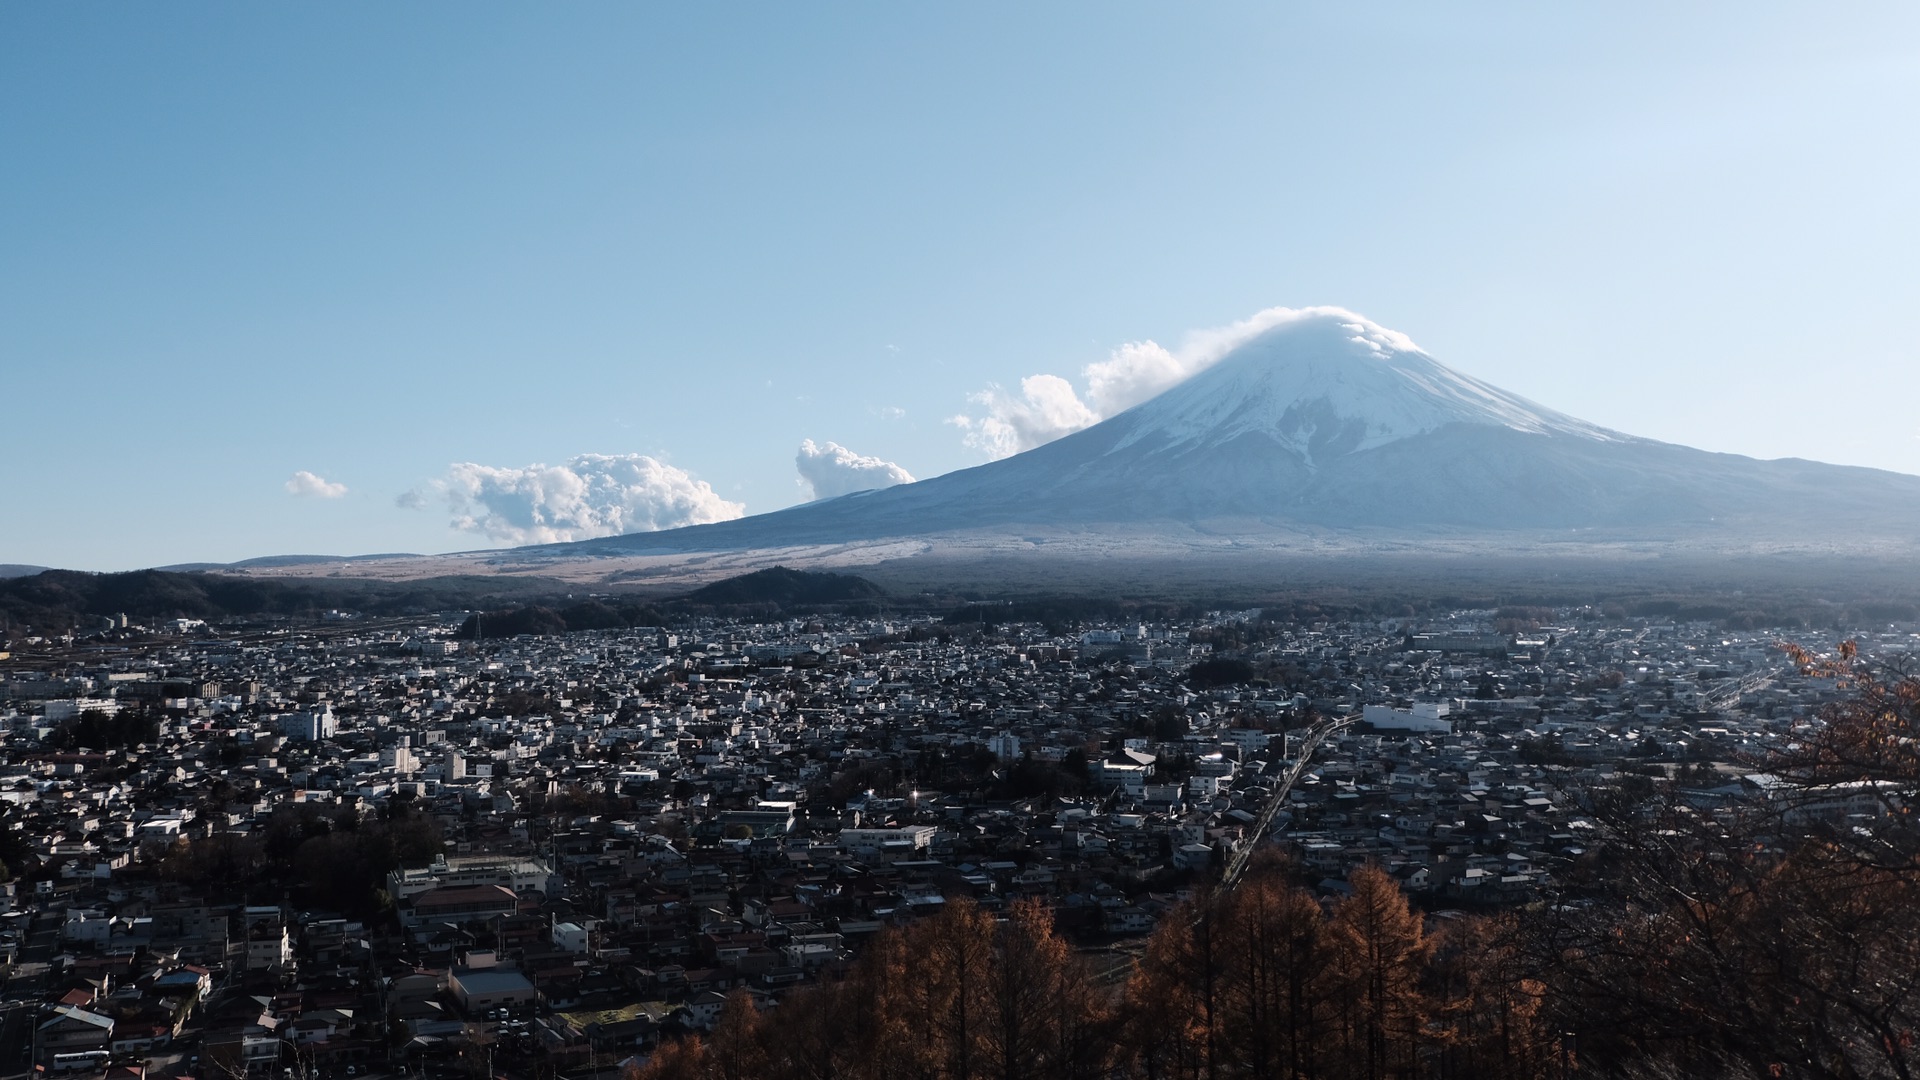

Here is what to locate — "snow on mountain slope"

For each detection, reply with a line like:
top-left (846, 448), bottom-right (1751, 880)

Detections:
top-left (1107, 309), bottom-right (1618, 462)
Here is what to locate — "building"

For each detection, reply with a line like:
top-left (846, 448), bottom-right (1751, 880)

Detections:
top-left (1363, 701), bottom-right (1453, 734)
top-left (712, 807), bottom-right (794, 839)
top-left (279, 707), bottom-right (337, 743)
top-left (837, 826), bottom-right (937, 863)
top-left (1410, 632), bottom-right (1508, 654)
top-left (449, 967), bottom-right (537, 1016)
top-left (203, 1030), bottom-right (281, 1077)
top-left (1095, 748), bottom-right (1157, 798)
top-left (552, 921), bottom-right (591, 954)
top-left (35, 1006), bottom-right (114, 1070)
top-left (401, 885), bottom-right (521, 929)
top-left (387, 855), bottom-right (555, 900)
top-left (382, 739), bottom-right (419, 775)
top-left (246, 925), bottom-right (293, 972)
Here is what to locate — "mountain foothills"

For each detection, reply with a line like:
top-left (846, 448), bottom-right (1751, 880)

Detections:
top-left (681, 565), bottom-right (888, 607)
top-left (551, 309), bottom-right (1920, 559)
top-left (9, 562), bottom-right (1920, 640)
top-left (0, 566), bottom-right (894, 630)
top-left (0, 569), bottom-right (557, 627)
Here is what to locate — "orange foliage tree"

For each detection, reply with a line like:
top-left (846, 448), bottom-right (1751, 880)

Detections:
top-left (1216, 874), bottom-right (1332, 1078)
top-left (1523, 641), bottom-right (1920, 1078)
top-left (1324, 865), bottom-right (1432, 1080)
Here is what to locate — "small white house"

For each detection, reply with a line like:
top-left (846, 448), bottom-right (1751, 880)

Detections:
top-left (552, 921), bottom-right (590, 954)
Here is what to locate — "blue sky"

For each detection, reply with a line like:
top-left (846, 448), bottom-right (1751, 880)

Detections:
top-left (5, 4), bottom-right (1919, 570)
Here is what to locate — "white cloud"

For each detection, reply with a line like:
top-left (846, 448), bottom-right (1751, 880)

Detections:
top-left (950, 305), bottom-right (1399, 458)
top-left (795, 439), bottom-right (915, 500)
top-left (1082, 340), bottom-right (1188, 418)
top-left (948, 374), bottom-right (1101, 459)
top-left (285, 471), bottom-right (348, 499)
top-left (433, 453), bottom-right (744, 545)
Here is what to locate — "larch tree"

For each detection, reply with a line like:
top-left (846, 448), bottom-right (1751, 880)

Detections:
top-left (629, 1034), bottom-right (712, 1080)
top-left (1327, 865), bottom-right (1430, 1080)
top-left (1046, 933), bottom-right (1119, 1080)
top-left (901, 898), bottom-right (997, 1080)
top-left (758, 979), bottom-right (860, 1080)
top-left (1427, 914), bottom-right (1551, 1080)
top-left (1123, 892), bottom-right (1230, 1080)
top-left (1217, 873), bottom-right (1333, 1079)
top-left (981, 898), bottom-right (1067, 1080)
top-left (709, 989), bottom-right (768, 1080)
top-left (1515, 642), bottom-right (1920, 1079)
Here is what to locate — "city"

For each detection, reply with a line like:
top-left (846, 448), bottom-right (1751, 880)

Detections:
top-left (0, 600), bottom-right (1896, 1079)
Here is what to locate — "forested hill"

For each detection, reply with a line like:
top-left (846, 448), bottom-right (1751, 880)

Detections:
top-left (0, 568), bottom-right (562, 628)
top-left (682, 566), bottom-right (887, 607)
top-left (452, 568), bottom-right (892, 639)
top-left (0, 565), bottom-right (891, 636)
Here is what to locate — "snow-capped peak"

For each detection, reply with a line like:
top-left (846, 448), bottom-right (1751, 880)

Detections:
top-left (1110, 308), bottom-right (1617, 461)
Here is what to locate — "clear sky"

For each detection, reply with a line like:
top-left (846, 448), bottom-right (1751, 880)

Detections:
top-left (5, 4), bottom-right (1919, 571)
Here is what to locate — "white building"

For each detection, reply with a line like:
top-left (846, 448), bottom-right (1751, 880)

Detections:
top-left (837, 826), bottom-right (937, 863)
top-left (382, 739), bottom-right (419, 775)
top-left (552, 921), bottom-right (590, 954)
top-left (1363, 701), bottom-right (1453, 734)
top-left (386, 854), bottom-right (556, 900)
top-left (246, 925), bottom-right (293, 972)
top-left (1096, 761), bottom-right (1148, 798)
top-left (42, 700), bottom-right (121, 723)
top-left (280, 707), bottom-right (337, 742)
top-left (1096, 748), bottom-right (1156, 798)
top-left (986, 731), bottom-right (1021, 761)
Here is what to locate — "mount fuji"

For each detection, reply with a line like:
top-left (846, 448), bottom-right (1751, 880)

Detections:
top-left (528, 308), bottom-right (1920, 562)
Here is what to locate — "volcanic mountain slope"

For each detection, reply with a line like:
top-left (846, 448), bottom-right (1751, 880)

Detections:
top-left (554, 309), bottom-right (1920, 554)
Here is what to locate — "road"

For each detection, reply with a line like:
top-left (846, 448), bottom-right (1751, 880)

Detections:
top-left (1089, 713), bottom-right (1360, 980)
top-left (2, 911), bottom-right (72, 1080)
top-left (1701, 667), bottom-right (1781, 713)
top-left (0, 1000), bottom-right (33, 1080)
top-left (1219, 714), bottom-right (1356, 892)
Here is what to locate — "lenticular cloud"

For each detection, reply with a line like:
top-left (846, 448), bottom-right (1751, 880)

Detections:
top-left (795, 439), bottom-right (915, 500)
top-left (439, 453), bottom-right (744, 544)
top-left (950, 306), bottom-right (1399, 459)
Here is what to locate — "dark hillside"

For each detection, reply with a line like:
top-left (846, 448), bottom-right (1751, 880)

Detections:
top-left (0, 568), bottom-right (566, 628)
top-left (683, 566), bottom-right (887, 608)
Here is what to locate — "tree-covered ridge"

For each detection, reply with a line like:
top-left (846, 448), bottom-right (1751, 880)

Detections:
top-left (454, 568), bottom-right (891, 637)
top-left (0, 567), bottom-right (562, 628)
top-left (0, 565), bottom-right (888, 637)
top-left (683, 566), bottom-right (888, 607)
top-left (454, 599), bottom-right (676, 639)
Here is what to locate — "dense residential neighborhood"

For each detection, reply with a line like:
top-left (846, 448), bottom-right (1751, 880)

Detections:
top-left (0, 602), bottom-right (1899, 1080)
